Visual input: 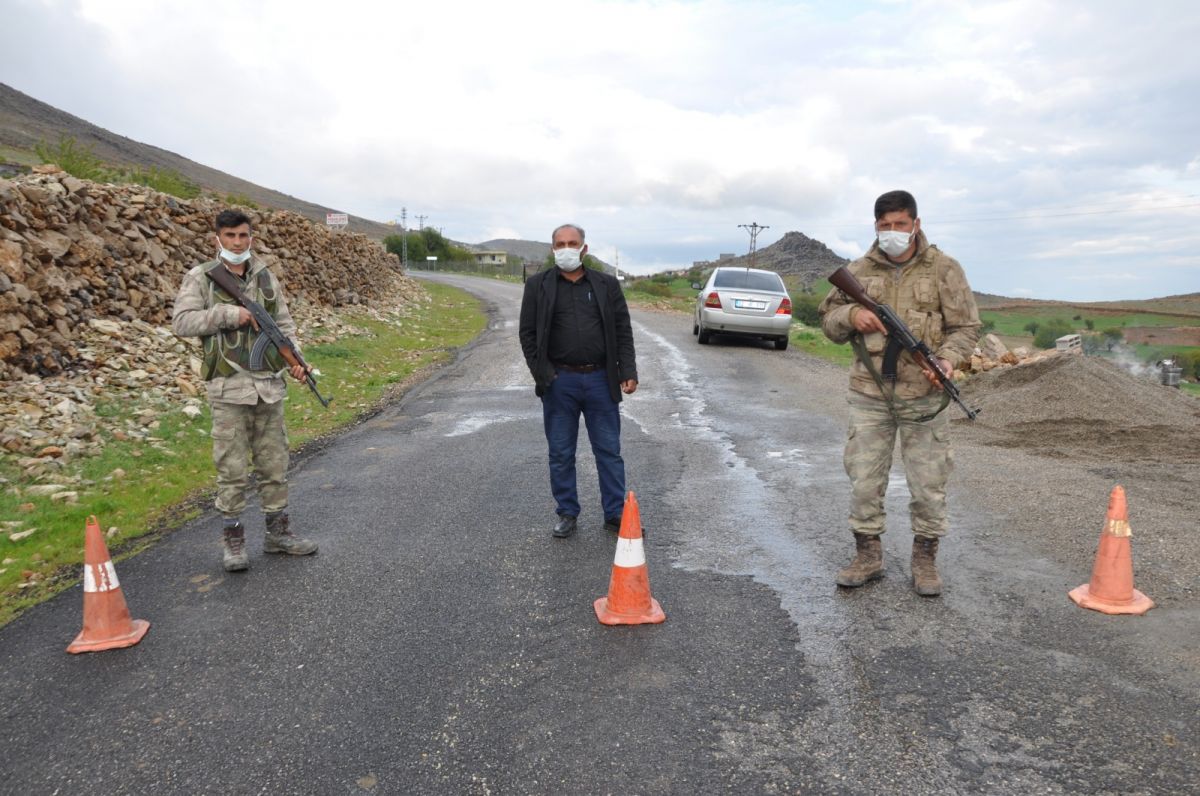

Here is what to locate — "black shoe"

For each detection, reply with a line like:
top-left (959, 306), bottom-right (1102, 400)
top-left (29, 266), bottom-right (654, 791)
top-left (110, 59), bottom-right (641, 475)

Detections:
top-left (552, 515), bottom-right (577, 538)
top-left (603, 516), bottom-right (622, 534)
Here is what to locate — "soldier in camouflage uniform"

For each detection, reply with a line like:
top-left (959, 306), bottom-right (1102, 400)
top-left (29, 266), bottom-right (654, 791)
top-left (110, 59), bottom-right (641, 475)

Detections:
top-left (818, 191), bottom-right (981, 596)
top-left (172, 210), bottom-right (318, 572)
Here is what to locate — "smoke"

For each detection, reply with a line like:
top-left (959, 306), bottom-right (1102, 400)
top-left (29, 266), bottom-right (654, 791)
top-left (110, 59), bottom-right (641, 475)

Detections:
top-left (1107, 344), bottom-right (1157, 380)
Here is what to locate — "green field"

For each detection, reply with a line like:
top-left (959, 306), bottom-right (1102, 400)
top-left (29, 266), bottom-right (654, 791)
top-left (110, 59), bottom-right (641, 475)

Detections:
top-left (979, 308), bottom-right (1200, 337)
top-left (0, 282), bottom-right (486, 626)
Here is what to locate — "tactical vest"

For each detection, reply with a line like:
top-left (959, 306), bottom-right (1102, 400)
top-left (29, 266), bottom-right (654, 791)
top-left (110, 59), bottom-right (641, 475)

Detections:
top-left (199, 260), bottom-right (287, 380)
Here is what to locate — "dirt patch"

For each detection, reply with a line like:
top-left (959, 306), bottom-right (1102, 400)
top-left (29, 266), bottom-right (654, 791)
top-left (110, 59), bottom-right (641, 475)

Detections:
top-left (955, 354), bottom-right (1200, 463)
top-left (1122, 327), bottom-right (1200, 346)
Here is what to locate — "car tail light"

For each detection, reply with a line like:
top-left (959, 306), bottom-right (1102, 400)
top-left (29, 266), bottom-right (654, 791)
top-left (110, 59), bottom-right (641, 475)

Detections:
top-left (704, 292), bottom-right (722, 308)
top-left (776, 297), bottom-right (792, 315)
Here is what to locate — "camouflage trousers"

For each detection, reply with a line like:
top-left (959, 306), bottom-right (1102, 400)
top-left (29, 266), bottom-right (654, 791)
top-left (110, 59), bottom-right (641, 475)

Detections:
top-left (843, 391), bottom-right (953, 538)
top-left (210, 398), bottom-right (289, 518)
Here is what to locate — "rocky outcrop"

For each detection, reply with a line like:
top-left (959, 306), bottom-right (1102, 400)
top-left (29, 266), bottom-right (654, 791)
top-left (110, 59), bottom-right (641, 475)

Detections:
top-left (0, 166), bottom-right (403, 379)
top-left (712, 231), bottom-right (850, 282)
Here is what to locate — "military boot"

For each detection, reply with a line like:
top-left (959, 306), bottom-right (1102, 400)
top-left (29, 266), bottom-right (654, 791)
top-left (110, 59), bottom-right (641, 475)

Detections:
top-left (911, 536), bottom-right (943, 597)
top-left (835, 533), bottom-right (884, 587)
top-left (222, 522), bottom-right (249, 572)
top-left (263, 512), bottom-right (318, 556)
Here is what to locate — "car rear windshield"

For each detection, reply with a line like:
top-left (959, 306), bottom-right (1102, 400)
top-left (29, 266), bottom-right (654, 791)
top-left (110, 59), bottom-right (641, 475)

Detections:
top-left (713, 270), bottom-right (785, 292)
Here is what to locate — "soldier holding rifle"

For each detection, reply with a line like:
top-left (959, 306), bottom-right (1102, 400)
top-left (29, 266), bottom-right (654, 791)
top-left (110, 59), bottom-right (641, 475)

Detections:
top-left (818, 191), bottom-right (981, 596)
top-left (172, 209), bottom-right (320, 572)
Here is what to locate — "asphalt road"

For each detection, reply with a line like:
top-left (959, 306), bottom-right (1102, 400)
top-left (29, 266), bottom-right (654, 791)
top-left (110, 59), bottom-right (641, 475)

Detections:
top-left (2, 273), bottom-right (1196, 794)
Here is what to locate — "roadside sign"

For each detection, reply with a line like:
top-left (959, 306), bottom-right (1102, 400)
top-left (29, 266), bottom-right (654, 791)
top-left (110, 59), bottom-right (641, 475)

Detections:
top-left (326, 213), bottom-right (349, 228)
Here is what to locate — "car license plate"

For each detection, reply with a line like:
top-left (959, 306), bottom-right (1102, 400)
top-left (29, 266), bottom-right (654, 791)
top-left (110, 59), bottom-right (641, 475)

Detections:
top-left (735, 300), bottom-right (766, 309)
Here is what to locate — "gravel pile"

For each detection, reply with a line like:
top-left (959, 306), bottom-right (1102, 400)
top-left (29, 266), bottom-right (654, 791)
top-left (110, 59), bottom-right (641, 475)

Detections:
top-left (956, 354), bottom-right (1200, 463)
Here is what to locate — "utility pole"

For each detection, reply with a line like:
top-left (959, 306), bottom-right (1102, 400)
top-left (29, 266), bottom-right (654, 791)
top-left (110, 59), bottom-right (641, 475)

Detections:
top-left (614, 248), bottom-right (619, 280)
top-left (738, 222), bottom-right (769, 269)
top-left (415, 214), bottom-right (427, 231)
top-left (400, 207), bottom-right (408, 271)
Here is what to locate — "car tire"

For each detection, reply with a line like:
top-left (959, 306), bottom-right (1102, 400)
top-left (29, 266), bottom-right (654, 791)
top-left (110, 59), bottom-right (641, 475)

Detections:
top-left (775, 335), bottom-right (789, 351)
top-left (692, 320), bottom-right (699, 335)
top-left (697, 325), bottom-right (710, 344)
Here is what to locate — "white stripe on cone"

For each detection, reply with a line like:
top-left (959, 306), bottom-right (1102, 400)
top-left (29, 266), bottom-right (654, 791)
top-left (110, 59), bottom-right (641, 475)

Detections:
top-left (83, 561), bottom-right (120, 593)
top-left (613, 537), bottom-right (646, 569)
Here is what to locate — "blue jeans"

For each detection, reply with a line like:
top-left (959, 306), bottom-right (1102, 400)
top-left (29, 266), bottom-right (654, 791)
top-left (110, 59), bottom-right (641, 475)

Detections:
top-left (541, 368), bottom-right (625, 520)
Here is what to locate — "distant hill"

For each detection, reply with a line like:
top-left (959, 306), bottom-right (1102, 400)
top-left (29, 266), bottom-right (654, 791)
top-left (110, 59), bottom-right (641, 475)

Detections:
top-left (0, 82), bottom-right (393, 238)
top-left (974, 291), bottom-right (1200, 318)
top-left (707, 231), bottom-right (849, 283)
top-left (478, 238), bottom-right (551, 263)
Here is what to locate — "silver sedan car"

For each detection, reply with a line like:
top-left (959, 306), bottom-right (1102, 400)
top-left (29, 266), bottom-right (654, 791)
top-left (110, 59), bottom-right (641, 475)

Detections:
top-left (693, 267), bottom-right (793, 350)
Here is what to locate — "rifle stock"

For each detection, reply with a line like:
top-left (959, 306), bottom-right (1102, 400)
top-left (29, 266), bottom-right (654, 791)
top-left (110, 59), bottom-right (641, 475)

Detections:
top-left (204, 265), bottom-right (331, 408)
top-left (828, 266), bottom-right (978, 420)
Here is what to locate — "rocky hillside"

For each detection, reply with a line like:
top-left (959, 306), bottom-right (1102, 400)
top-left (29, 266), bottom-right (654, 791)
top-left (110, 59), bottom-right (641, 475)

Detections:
top-left (0, 82), bottom-right (392, 239)
top-left (0, 167), bottom-right (407, 380)
top-left (713, 231), bottom-right (849, 283)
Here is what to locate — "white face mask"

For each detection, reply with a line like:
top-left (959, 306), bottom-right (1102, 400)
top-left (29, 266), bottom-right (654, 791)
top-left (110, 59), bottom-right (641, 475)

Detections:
top-left (877, 229), bottom-right (913, 258)
top-left (553, 246), bottom-right (583, 271)
top-left (218, 243), bottom-right (252, 265)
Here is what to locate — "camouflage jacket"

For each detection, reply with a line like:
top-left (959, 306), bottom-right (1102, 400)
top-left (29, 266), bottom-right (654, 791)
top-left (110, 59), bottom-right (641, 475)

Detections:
top-left (171, 257), bottom-right (299, 406)
top-left (819, 231), bottom-right (981, 400)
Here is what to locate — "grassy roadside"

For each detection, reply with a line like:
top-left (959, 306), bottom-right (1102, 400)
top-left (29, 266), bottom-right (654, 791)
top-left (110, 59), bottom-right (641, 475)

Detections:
top-left (0, 281), bottom-right (486, 626)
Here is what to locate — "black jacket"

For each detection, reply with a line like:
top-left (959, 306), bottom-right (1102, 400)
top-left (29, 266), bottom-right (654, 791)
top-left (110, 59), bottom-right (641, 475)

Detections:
top-left (519, 266), bottom-right (638, 403)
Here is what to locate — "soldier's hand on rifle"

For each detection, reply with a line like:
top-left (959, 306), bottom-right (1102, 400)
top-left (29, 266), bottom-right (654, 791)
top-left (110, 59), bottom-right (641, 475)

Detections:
top-left (289, 363), bottom-right (311, 382)
top-left (921, 357), bottom-right (954, 386)
top-left (851, 307), bottom-right (888, 335)
top-left (236, 307), bottom-right (259, 331)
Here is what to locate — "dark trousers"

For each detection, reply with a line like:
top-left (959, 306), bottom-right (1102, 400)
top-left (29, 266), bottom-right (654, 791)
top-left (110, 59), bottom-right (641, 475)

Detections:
top-left (541, 368), bottom-right (625, 520)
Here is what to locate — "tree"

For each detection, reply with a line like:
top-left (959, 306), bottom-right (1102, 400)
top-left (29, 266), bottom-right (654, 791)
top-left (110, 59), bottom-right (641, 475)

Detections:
top-left (1100, 327), bottom-right (1124, 351)
top-left (1023, 321), bottom-right (1040, 336)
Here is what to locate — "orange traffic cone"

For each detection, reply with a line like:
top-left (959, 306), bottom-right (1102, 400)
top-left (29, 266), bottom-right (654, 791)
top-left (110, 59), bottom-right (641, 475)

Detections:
top-left (1068, 486), bottom-right (1154, 615)
top-left (66, 516), bottom-right (150, 653)
top-left (594, 492), bottom-right (665, 626)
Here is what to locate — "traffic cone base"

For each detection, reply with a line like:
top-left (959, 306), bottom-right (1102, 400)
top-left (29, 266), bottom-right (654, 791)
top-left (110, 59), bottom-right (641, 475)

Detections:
top-left (66, 515), bottom-right (150, 654)
top-left (67, 619), bottom-right (150, 654)
top-left (1068, 584), bottom-right (1154, 616)
top-left (594, 492), bottom-right (665, 626)
top-left (1069, 486), bottom-right (1154, 616)
top-left (594, 596), bottom-right (665, 625)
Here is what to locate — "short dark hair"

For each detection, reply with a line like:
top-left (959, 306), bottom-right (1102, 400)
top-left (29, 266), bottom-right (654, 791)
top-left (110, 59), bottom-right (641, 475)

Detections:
top-left (551, 223), bottom-right (585, 243)
top-left (215, 209), bottom-right (253, 232)
top-left (874, 190), bottom-right (918, 221)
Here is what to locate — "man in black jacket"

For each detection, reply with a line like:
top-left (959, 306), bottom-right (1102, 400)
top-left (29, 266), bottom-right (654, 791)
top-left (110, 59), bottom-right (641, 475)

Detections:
top-left (519, 223), bottom-right (639, 538)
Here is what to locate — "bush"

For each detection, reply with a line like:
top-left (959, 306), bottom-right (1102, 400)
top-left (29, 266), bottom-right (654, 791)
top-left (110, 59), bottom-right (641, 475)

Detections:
top-left (980, 319), bottom-right (996, 333)
top-left (224, 193), bottom-right (260, 209)
top-left (1033, 318), bottom-right (1074, 349)
top-left (34, 135), bottom-right (200, 199)
top-left (34, 135), bottom-right (107, 181)
top-left (1100, 327), bottom-right (1124, 350)
top-left (791, 292), bottom-right (822, 326)
top-left (122, 166), bottom-right (200, 199)
top-left (630, 280), bottom-right (672, 297)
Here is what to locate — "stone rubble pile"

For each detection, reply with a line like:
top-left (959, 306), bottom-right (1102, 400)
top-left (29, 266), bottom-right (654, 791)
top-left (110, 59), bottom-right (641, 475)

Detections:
top-left (958, 333), bottom-right (1074, 377)
top-left (0, 165), bottom-right (406, 379)
top-left (0, 167), bottom-right (428, 490)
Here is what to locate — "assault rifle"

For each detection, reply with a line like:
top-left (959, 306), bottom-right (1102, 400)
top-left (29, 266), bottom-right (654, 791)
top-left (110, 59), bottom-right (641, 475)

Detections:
top-left (828, 266), bottom-right (978, 420)
top-left (205, 265), bottom-right (331, 407)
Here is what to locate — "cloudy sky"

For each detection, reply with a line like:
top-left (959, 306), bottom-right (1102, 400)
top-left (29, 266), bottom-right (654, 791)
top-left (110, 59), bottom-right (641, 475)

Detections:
top-left (4, 0), bottom-right (1199, 300)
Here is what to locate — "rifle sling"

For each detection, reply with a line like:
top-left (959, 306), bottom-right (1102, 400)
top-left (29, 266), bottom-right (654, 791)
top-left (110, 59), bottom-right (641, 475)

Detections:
top-left (850, 334), bottom-right (950, 423)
